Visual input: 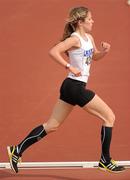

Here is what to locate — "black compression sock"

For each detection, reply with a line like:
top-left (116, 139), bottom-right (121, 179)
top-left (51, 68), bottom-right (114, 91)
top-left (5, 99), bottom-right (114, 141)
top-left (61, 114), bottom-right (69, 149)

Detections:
top-left (101, 126), bottom-right (112, 162)
top-left (17, 125), bottom-right (47, 156)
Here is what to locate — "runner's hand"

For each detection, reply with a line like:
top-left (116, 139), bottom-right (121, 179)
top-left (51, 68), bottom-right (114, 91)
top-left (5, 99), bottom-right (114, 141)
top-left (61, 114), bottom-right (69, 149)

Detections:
top-left (69, 66), bottom-right (81, 77)
top-left (101, 42), bottom-right (111, 53)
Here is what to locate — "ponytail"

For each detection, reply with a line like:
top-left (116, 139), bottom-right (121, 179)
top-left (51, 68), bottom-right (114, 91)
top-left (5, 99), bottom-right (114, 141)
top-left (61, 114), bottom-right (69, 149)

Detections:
top-left (61, 23), bottom-right (76, 41)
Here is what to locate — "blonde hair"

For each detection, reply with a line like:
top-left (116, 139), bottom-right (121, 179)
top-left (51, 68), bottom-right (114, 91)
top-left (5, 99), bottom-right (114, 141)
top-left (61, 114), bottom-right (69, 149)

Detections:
top-left (61, 7), bottom-right (90, 41)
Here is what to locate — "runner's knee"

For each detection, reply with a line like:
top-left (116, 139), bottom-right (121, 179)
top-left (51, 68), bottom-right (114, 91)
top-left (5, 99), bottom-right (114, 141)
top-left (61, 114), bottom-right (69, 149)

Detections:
top-left (43, 120), bottom-right (60, 133)
top-left (104, 112), bottom-right (115, 126)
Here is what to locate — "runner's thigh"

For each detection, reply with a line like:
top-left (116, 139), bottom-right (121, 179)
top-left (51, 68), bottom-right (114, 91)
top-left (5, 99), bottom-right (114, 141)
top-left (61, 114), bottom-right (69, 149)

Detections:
top-left (82, 94), bottom-right (115, 123)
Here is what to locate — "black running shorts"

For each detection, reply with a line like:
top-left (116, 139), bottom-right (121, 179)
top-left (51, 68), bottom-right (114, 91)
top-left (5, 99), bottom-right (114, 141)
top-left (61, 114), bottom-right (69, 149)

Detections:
top-left (60, 78), bottom-right (95, 107)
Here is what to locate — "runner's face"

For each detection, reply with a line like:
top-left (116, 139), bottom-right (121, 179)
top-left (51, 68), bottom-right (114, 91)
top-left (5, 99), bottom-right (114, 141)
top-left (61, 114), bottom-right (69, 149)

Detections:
top-left (81, 12), bottom-right (94, 32)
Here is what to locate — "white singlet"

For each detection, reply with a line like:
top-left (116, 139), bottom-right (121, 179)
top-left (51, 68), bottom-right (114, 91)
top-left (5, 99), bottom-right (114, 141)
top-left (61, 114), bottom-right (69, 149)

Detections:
top-left (67, 32), bottom-right (94, 83)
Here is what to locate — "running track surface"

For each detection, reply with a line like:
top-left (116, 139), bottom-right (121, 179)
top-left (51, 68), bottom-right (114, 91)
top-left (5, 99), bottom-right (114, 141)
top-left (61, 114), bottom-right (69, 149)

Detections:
top-left (0, 0), bottom-right (129, 179)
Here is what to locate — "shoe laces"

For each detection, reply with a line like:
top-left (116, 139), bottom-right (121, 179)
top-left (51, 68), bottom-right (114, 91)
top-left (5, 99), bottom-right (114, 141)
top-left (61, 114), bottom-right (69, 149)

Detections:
top-left (111, 159), bottom-right (118, 167)
top-left (12, 154), bottom-right (19, 163)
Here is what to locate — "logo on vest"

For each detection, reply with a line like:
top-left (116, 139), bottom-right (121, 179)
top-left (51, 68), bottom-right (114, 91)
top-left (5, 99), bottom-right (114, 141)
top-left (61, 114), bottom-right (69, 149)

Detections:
top-left (83, 49), bottom-right (93, 65)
